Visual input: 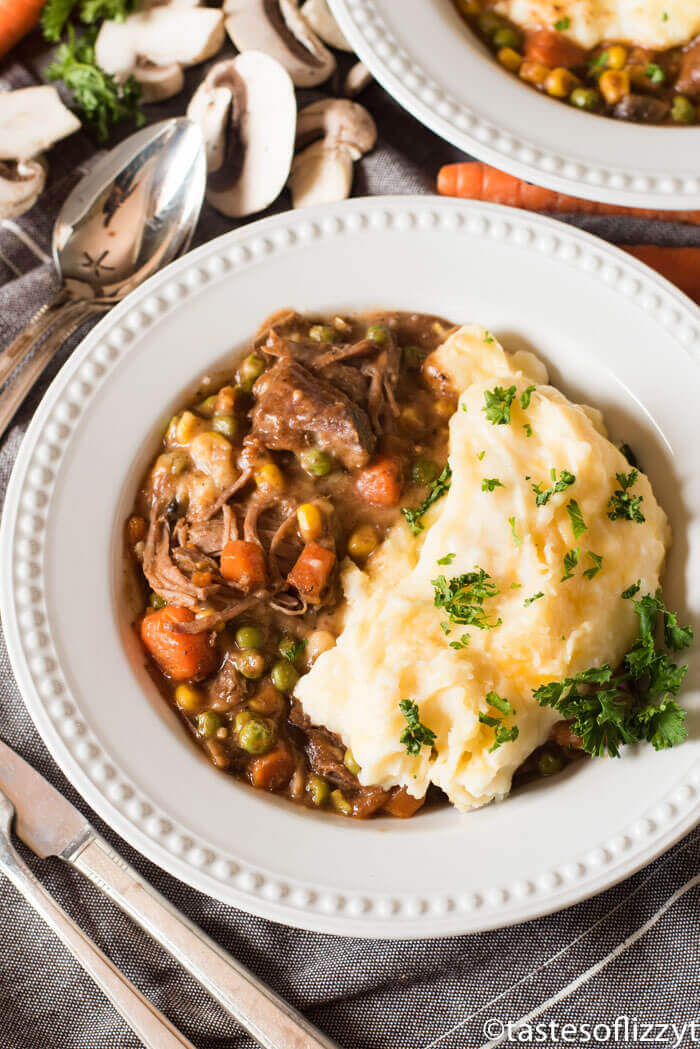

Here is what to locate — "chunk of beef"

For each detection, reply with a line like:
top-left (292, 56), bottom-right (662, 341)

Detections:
top-left (250, 358), bottom-right (376, 469)
top-left (614, 94), bottom-right (669, 123)
top-left (677, 36), bottom-right (700, 98)
top-left (206, 653), bottom-right (245, 711)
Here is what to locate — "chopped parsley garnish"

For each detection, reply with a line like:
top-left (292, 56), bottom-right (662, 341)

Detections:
top-left (532, 469), bottom-right (576, 507)
top-left (620, 443), bottom-right (639, 469)
top-left (589, 51), bottom-right (609, 70)
top-left (554, 16), bottom-right (571, 30)
top-left (399, 699), bottom-right (436, 756)
top-left (402, 464), bottom-right (452, 535)
top-left (607, 470), bottom-right (645, 523)
top-left (622, 580), bottom-right (641, 599)
top-left (533, 590), bottom-right (692, 757)
top-left (479, 691), bottom-right (519, 751)
top-left (508, 516), bottom-right (522, 546)
top-left (482, 477), bottom-right (504, 492)
top-left (431, 567), bottom-right (501, 631)
top-left (561, 547), bottom-right (580, 582)
top-left (477, 450), bottom-right (486, 461)
top-left (483, 331), bottom-right (495, 344)
top-left (520, 385), bottom-right (536, 409)
top-left (662, 10), bottom-right (669, 18)
top-left (566, 499), bottom-right (587, 539)
top-left (523, 423), bottom-right (533, 437)
top-left (279, 637), bottom-right (307, 663)
top-left (583, 552), bottom-right (603, 581)
top-left (483, 385), bottom-right (516, 425)
top-left (437, 552), bottom-right (455, 565)
top-left (646, 63), bottom-right (666, 84)
top-left (524, 591), bottom-right (544, 606)
top-left (449, 634), bottom-right (471, 650)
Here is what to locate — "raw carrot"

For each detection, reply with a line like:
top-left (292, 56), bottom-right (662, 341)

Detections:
top-left (0, 0), bottom-right (45, 59)
top-left (220, 539), bottom-right (267, 591)
top-left (356, 455), bottom-right (404, 507)
top-left (436, 161), bottom-right (700, 226)
top-left (140, 606), bottom-right (217, 682)
top-left (524, 28), bottom-right (586, 68)
top-left (287, 542), bottom-right (336, 603)
top-left (621, 246), bottom-right (700, 305)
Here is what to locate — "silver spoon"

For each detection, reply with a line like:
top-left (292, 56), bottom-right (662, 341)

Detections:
top-left (0, 117), bottom-right (206, 437)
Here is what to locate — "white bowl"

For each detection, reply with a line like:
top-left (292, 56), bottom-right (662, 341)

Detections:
top-left (1, 197), bottom-right (698, 938)
top-left (329, 0), bottom-right (700, 209)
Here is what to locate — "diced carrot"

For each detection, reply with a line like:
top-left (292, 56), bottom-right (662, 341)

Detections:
top-left (140, 606), bottom-right (217, 682)
top-left (287, 542), bottom-right (336, 603)
top-left (356, 455), bottom-right (403, 507)
top-left (524, 28), bottom-right (586, 68)
top-left (250, 746), bottom-right (295, 791)
top-left (383, 787), bottom-right (426, 819)
top-left (0, 0), bottom-right (45, 59)
top-left (220, 540), bottom-right (267, 591)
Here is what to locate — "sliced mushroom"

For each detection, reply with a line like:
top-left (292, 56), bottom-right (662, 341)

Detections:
top-left (0, 86), bottom-right (81, 161)
top-left (133, 60), bottom-right (185, 102)
top-left (299, 0), bottom-right (352, 50)
top-left (95, 7), bottom-right (225, 79)
top-left (224, 0), bottom-right (336, 87)
top-left (290, 99), bottom-right (376, 208)
top-left (187, 52), bottom-right (296, 217)
top-left (0, 159), bottom-right (47, 221)
top-left (344, 60), bottom-right (372, 98)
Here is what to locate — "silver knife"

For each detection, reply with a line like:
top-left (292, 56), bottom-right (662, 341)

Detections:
top-left (0, 739), bottom-right (340, 1049)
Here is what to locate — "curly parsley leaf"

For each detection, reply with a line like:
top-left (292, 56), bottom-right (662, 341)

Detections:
top-left (479, 691), bottom-right (519, 751)
top-left (561, 547), bottom-right (580, 582)
top-left (437, 552), bottom-right (455, 566)
top-left (532, 469), bottom-right (576, 507)
top-left (399, 699), bottom-right (436, 756)
top-left (524, 591), bottom-right (544, 606)
top-left (523, 423), bottom-right (533, 437)
top-left (402, 464), bottom-right (452, 535)
top-left (566, 499), bottom-right (587, 539)
top-left (279, 637), bottom-right (307, 663)
top-left (482, 477), bottom-right (504, 492)
top-left (41, 0), bottom-right (78, 41)
top-left (583, 552), bottom-right (603, 581)
top-left (431, 567), bottom-right (501, 631)
top-left (508, 516), bottom-right (522, 546)
top-left (607, 469), bottom-right (645, 523)
top-left (483, 385), bottom-right (516, 425)
top-left (520, 385), bottom-right (536, 409)
top-left (80, 0), bottom-right (135, 22)
top-left (622, 580), bottom-right (641, 599)
top-left (554, 15), bottom-right (571, 29)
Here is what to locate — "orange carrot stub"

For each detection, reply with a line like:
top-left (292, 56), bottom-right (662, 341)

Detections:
top-left (0, 0), bottom-right (45, 58)
top-left (524, 28), bottom-right (587, 68)
top-left (250, 745), bottom-right (296, 791)
top-left (356, 455), bottom-right (404, 507)
top-left (287, 542), bottom-right (336, 603)
top-left (383, 787), bottom-right (427, 819)
top-left (436, 161), bottom-right (700, 226)
top-left (220, 539), bottom-right (267, 591)
top-left (140, 606), bottom-right (217, 682)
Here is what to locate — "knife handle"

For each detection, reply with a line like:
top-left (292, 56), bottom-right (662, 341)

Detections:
top-left (0, 836), bottom-right (196, 1049)
top-left (70, 833), bottom-right (340, 1049)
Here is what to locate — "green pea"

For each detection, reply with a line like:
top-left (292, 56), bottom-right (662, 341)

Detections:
top-left (236, 650), bottom-right (266, 680)
top-left (343, 748), bottom-right (361, 776)
top-left (196, 711), bottom-right (223, 738)
top-left (477, 11), bottom-right (506, 36)
top-left (492, 26), bottom-right (521, 49)
top-left (211, 414), bottom-right (237, 439)
top-left (671, 95), bottom-right (696, 124)
top-left (234, 710), bottom-right (253, 733)
top-left (237, 353), bottom-right (266, 392)
top-left (366, 324), bottom-right (390, 346)
top-left (411, 458), bottom-right (439, 486)
top-left (238, 718), bottom-right (276, 755)
top-left (569, 87), bottom-right (600, 111)
top-left (235, 625), bottom-right (264, 651)
top-left (307, 775), bottom-right (330, 806)
top-left (330, 789), bottom-right (352, 816)
top-left (299, 448), bottom-right (333, 477)
top-left (309, 324), bottom-right (337, 344)
top-left (537, 751), bottom-right (564, 777)
top-left (150, 592), bottom-right (167, 610)
top-left (271, 660), bottom-right (299, 693)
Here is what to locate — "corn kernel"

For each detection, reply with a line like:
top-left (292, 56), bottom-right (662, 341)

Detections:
top-left (606, 45), bottom-right (627, 69)
top-left (175, 410), bottom-right (198, 444)
top-left (174, 684), bottom-right (203, 712)
top-left (519, 60), bottom-right (551, 86)
top-left (254, 463), bottom-right (284, 491)
top-left (599, 69), bottom-right (630, 103)
top-left (545, 67), bottom-right (581, 98)
top-left (347, 524), bottom-right (379, 561)
top-left (297, 503), bottom-right (323, 542)
top-left (497, 46), bottom-right (523, 73)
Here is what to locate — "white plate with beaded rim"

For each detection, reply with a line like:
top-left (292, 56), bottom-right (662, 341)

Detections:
top-left (2, 197), bottom-right (699, 939)
top-left (329, 0), bottom-right (700, 210)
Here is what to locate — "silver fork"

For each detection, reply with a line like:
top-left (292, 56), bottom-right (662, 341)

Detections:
top-left (0, 787), bottom-right (198, 1049)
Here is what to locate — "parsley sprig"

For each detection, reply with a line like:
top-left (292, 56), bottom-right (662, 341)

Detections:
top-left (533, 590), bottom-right (692, 757)
top-left (483, 385), bottom-right (516, 425)
top-left (532, 469), bottom-right (576, 507)
top-left (431, 567), bottom-right (501, 631)
top-left (607, 470), bottom-right (645, 523)
top-left (479, 692), bottom-right (519, 751)
top-left (566, 499), bottom-right (587, 538)
top-left (399, 699), bottom-right (436, 756)
top-left (402, 464), bottom-right (452, 535)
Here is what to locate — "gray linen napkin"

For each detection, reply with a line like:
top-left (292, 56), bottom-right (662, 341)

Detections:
top-left (1, 39), bottom-right (698, 1049)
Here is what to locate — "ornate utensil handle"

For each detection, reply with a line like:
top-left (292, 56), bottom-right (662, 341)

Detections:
top-left (70, 832), bottom-right (341, 1049)
top-left (0, 833), bottom-right (197, 1049)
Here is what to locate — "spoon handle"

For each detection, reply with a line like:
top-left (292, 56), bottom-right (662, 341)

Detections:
top-left (0, 299), bottom-right (105, 438)
top-left (0, 288), bottom-right (75, 387)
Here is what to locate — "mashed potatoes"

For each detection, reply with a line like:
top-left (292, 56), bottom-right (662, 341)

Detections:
top-left (492, 0), bottom-right (700, 51)
top-left (295, 326), bottom-right (670, 812)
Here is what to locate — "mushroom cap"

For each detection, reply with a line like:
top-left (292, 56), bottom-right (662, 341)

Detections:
top-left (295, 98), bottom-right (377, 160)
top-left (0, 86), bottom-right (81, 161)
top-left (95, 7), bottom-right (225, 78)
top-left (0, 158), bottom-right (47, 221)
top-left (224, 0), bottom-right (336, 87)
top-left (133, 61), bottom-right (185, 103)
top-left (300, 0), bottom-right (352, 51)
top-left (344, 61), bottom-right (372, 98)
top-left (187, 52), bottom-right (296, 218)
top-left (289, 141), bottom-right (354, 208)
